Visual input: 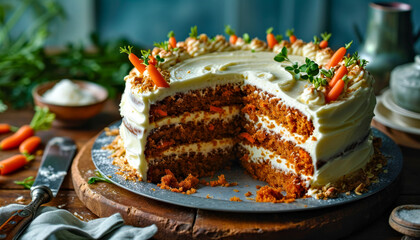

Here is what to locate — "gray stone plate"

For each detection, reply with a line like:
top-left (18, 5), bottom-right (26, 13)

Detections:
top-left (92, 121), bottom-right (402, 213)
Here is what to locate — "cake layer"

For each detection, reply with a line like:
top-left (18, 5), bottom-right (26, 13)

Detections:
top-left (238, 145), bottom-right (308, 197)
top-left (145, 110), bottom-right (241, 158)
top-left (242, 84), bottom-right (314, 140)
top-left (147, 145), bottom-right (236, 183)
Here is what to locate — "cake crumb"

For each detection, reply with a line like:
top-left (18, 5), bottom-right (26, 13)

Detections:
top-left (157, 169), bottom-right (199, 194)
top-left (256, 186), bottom-right (296, 203)
top-left (246, 197), bottom-right (255, 201)
top-left (244, 191), bottom-right (253, 197)
top-left (105, 127), bottom-right (119, 136)
top-left (230, 196), bottom-right (242, 202)
top-left (233, 189), bottom-right (239, 192)
top-left (256, 185), bottom-right (261, 189)
top-left (206, 194), bottom-right (212, 199)
top-left (15, 196), bottom-right (25, 204)
top-left (210, 174), bottom-right (237, 187)
top-left (151, 188), bottom-right (156, 191)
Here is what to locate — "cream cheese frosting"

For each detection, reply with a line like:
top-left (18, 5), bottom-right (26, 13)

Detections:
top-left (119, 39), bottom-right (375, 189)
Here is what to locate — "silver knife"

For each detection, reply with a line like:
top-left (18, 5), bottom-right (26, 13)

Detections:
top-left (0, 137), bottom-right (77, 240)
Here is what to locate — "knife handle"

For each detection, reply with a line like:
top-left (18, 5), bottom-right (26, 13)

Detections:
top-left (0, 186), bottom-right (52, 240)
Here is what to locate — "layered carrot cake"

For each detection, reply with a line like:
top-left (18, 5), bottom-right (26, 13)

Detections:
top-left (117, 27), bottom-right (376, 198)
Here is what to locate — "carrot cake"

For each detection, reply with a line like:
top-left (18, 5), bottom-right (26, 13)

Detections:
top-left (117, 27), bottom-right (376, 198)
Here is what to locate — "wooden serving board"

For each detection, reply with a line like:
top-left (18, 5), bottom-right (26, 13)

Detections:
top-left (71, 136), bottom-right (400, 240)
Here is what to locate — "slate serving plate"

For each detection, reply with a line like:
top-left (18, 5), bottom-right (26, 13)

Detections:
top-left (92, 121), bottom-right (402, 213)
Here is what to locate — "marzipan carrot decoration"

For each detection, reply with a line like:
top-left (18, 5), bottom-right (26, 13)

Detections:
top-left (0, 107), bottom-right (54, 150)
top-left (0, 154), bottom-right (34, 175)
top-left (326, 79), bottom-right (345, 102)
top-left (120, 46), bottom-right (146, 74)
top-left (266, 27), bottom-right (278, 49)
top-left (319, 32), bottom-right (331, 49)
top-left (0, 124), bottom-right (17, 134)
top-left (146, 64), bottom-right (170, 88)
top-left (329, 65), bottom-right (348, 87)
top-left (225, 25), bottom-right (238, 45)
top-left (325, 41), bottom-right (353, 69)
top-left (286, 29), bottom-right (297, 44)
top-left (19, 136), bottom-right (41, 154)
top-left (167, 31), bottom-right (177, 48)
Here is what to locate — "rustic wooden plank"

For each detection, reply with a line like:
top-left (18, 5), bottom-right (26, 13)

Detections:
top-left (71, 137), bottom-right (196, 240)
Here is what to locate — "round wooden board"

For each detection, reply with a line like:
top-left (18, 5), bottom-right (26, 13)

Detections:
top-left (72, 135), bottom-right (400, 240)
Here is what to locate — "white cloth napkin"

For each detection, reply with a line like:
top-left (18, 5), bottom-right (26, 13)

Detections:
top-left (0, 204), bottom-right (157, 240)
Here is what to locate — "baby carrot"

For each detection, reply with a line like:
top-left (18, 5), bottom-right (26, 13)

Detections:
top-left (225, 25), bottom-right (238, 44)
top-left (168, 31), bottom-right (177, 48)
top-left (239, 132), bottom-right (255, 144)
top-left (19, 136), bottom-right (41, 155)
top-left (266, 27), bottom-right (278, 49)
top-left (286, 29), bottom-right (297, 44)
top-left (146, 64), bottom-right (170, 88)
top-left (120, 46), bottom-right (146, 74)
top-left (325, 41), bottom-right (353, 69)
top-left (0, 107), bottom-right (54, 150)
top-left (329, 65), bottom-right (348, 87)
top-left (0, 124), bottom-right (17, 134)
top-left (326, 79), bottom-right (345, 102)
top-left (0, 154), bottom-right (34, 175)
top-left (0, 125), bottom-right (34, 150)
top-left (319, 32), bottom-right (331, 49)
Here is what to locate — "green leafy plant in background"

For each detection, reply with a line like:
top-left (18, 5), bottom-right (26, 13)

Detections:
top-left (0, 0), bottom-right (137, 110)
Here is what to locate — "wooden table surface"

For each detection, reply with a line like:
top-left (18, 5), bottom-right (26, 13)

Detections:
top-left (0, 100), bottom-right (419, 239)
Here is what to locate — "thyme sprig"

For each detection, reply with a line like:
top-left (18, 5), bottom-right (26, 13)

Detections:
top-left (274, 47), bottom-right (327, 88)
top-left (88, 171), bottom-right (112, 184)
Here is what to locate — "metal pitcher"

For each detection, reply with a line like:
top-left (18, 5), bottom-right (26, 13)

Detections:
top-left (356, 2), bottom-right (420, 94)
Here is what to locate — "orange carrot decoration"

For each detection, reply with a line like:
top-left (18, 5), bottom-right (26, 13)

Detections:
top-left (0, 124), bottom-right (17, 134)
top-left (0, 154), bottom-right (34, 175)
top-left (167, 31), bottom-right (177, 48)
top-left (239, 132), bottom-right (255, 144)
top-left (0, 107), bottom-right (54, 150)
top-left (225, 25), bottom-right (238, 44)
top-left (325, 41), bottom-right (353, 69)
top-left (286, 29), bottom-right (297, 43)
top-left (120, 46), bottom-right (146, 74)
top-left (19, 136), bottom-right (41, 155)
top-left (319, 32), bottom-right (331, 49)
top-left (146, 64), bottom-right (170, 88)
top-left (326, 79), bottom-right (345, 102)
top-left (329, 65), bottom-right (348, 87)
top-left (266, 27), bottom-right (278, 49)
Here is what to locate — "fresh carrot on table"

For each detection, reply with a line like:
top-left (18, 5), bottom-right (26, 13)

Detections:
top-left (167, 31), bottom-right (177, 48)
top-left (286, 29), bottom-right (297, 44)
top-left (0, 124), bottom-right (17, 134)
top-left (0, 107), bottom-right (54, 150)
top-left (120, 46), bottom-right (146, 74)
top-left (266, 27), bottom-right (278, 49)
top-left (319, 32), bottom-right (331, 49)
top-left (326, 79), bottom-right (345, 102)
top-left (325, 41), bottom-right (353, 69)
top-left (329, 65), bottom-right (348, 87)
top-left (0, 154), bottom-right (34, 175)
top-left (19, 136), bottom-right (41, 155)
top-left (225, 25), bottom-right (238, 45)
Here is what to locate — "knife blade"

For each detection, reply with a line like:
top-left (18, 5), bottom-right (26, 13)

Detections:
top-left (0, 137), bottom-right (77, 240)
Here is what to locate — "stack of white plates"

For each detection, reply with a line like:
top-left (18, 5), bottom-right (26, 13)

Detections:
top-left (374, 89), bottom-right (420, 135)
